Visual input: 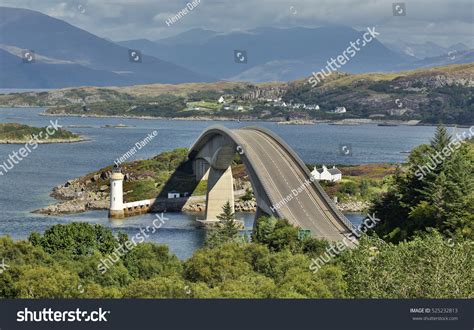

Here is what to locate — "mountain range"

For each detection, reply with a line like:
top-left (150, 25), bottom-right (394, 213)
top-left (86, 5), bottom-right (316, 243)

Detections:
top-left (384, 40), bottom-right (469, 59)
top-left (119, 26), bottom-right (410, 82)
top-left (0, 7), bottom-right (212, 88)
top-left (0, 7), bottom-right (472, 88)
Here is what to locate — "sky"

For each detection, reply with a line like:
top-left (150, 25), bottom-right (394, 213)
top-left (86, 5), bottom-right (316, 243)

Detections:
top-left (0, 0), bottom-right (472, 47)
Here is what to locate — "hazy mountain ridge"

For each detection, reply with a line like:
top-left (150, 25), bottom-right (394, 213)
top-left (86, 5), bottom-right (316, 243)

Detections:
top-left (0, 6), bottom-right (213, 88)
top-left (384, 40), bottom-right (470, 59)
top-left (119, 26), bottom-right (408, 82)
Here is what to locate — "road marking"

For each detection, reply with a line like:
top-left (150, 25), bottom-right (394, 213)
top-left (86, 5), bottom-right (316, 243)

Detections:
top-left (236, 131), bottom-right (299, 223)
top-left (255, 131), bottom-right (347, 236)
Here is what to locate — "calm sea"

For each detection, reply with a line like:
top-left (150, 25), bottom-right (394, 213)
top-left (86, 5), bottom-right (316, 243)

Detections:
top-left (0, 108), bottom-right (437, 258)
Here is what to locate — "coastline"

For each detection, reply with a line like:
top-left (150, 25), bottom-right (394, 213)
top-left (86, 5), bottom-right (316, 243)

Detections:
top-left (35, 111), bottom-right (440, 126)
top-left (1, 107), bottom-right (468, 127)
top-left (0, 137), bottom-right (90, 144)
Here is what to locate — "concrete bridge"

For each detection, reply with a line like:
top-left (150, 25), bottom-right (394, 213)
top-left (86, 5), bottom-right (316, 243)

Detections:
top-left (188, 125), bottom-right (357, 242)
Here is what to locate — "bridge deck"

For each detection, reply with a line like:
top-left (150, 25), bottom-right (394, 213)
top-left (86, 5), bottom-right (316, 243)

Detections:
top-left (188, 125), bottom-right (356, 242)
top-left (234, 129), bottom-right (353, 241)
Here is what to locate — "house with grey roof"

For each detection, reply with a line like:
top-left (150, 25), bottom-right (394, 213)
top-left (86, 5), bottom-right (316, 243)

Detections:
top-left (311, 165), bottom-right (342, 182)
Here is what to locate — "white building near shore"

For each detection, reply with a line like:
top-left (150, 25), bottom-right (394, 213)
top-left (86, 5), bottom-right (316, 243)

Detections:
top-left (311, 165), bottom-right (342, 182)
top-left (334, 106), bottom-right (347, 113)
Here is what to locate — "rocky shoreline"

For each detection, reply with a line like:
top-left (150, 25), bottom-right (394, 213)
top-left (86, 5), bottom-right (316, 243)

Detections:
top-left (34, 165), bottom-right (372, 216)
top-left (0, 137), bottom-right (89, 144)
top-left (182, 199), bottom-right (258, 213)
top-left (336, 200), bottom-right (371, 213)
top-left (35, 180), bottom-right (370, 216)
top-left (37, 111), bottom-right (430, 126)
top-left (33, 176), bottom-right (110, 215)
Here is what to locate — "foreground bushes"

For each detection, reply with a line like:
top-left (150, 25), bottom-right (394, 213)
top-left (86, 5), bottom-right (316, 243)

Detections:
top-left (0, 219), bottom-right (472, 299)
top-left (340, 232), bottom-right (473, 298)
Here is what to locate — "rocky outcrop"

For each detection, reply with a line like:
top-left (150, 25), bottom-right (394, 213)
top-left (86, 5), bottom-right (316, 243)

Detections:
top-left (33, 199), bottom-right (108, 215)
top-left (336, 200), bottom-right (371, 213)
top-left (183, 198), bottom-right (368, 213)
top-left (183, 199), bottom-right (257, 213)
top-left (34, 178), bottom-right (110, 215)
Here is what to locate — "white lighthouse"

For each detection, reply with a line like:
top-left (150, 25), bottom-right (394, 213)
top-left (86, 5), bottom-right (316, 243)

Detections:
top-left (108, 165), bottom-right (125, 219)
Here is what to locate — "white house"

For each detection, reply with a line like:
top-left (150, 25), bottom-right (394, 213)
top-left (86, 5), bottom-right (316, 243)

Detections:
top-left (305, 104), bottom-right (320, 110)
top-left (334, 106), bottom-right (347, 113)
top-left (311, 165), bottom-right (342, 182)
top-left (218, 96), bottom-right (225, 104)
top-left (167, 191), bottom-right (180, 199)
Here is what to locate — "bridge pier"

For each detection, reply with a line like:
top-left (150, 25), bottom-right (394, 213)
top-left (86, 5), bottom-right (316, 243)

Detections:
top-left (204, 165), bottom-right (235, 222)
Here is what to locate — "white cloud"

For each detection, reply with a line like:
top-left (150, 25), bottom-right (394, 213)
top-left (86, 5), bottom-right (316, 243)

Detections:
top-left (0, 0), bottom-right (472, 47)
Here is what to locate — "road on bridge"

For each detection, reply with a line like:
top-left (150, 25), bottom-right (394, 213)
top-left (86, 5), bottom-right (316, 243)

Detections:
top-left (234, 128), bottom-right (354, 242)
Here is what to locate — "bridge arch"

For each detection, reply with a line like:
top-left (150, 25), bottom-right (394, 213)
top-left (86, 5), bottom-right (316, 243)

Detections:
top-left (188, 125), bottom-right (356, 241)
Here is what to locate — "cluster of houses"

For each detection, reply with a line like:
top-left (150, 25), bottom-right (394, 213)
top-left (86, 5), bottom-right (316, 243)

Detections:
top-left (310, 165), bottom-right (342, 182)
top-left (261, 97), bottom-right (320, 111)
top-left (186, 95), bottom-right (347, 114)
top-left (219, 96), bottom-right (251, 111)
top-left (260, 97), bottom-right (348, 113)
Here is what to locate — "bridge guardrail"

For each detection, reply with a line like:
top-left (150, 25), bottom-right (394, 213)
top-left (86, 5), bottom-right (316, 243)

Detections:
top-left (245, 126), bottom-right (358, 235)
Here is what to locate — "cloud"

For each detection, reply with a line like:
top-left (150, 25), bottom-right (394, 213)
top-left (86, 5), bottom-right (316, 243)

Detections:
top-left (0, 0), bottom-right (472, 47)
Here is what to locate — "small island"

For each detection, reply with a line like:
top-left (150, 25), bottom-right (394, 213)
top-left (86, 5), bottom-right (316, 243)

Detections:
top-left (33, 147), bottom-right (394, 215)
top-left (0, 123), bottom-right (86, 144)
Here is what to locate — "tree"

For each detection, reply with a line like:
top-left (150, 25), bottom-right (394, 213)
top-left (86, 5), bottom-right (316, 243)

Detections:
top-left (340, 232), bottom-right (473, 298)
top-left (123, 275), bottom-right (188, 298)
top-left (121, 243), bottom-right (182, 280)
top-left (205, 201), bottom-right (241, 248)
top-left (240, 187), bottom-right (254, 201)
top-left (431, 124), bottom-right (452, 153)
top-left (184, 243), bottom-right (253, 286)
top-left (29, 222), bottom-right (119, 256)
top-left (372, 125), bottom-right (474, 242)
top-left (216, 201), bottom-right (239, 237)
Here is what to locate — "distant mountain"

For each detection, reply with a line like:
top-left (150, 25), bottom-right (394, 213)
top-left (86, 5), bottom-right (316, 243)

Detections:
top-left (384, 40), bottom-right (470, 59)
top-left (119, 26), bottom-right (408, 82)
top-left (0, 48), bottom-right (128, 88)
top-left (0, 7), bottom-right (213, 88)
top-left (155, 28), bottom-right (220, 45)
top-left (399, 49), bottom-right (474, 70)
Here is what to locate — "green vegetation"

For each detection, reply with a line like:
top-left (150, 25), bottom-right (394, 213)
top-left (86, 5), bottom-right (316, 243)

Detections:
top-left (73, 148), bottom-right (246, 202)
top-left (371, 125), bottom-right (474, 242)
top-left (204, 201), bottom-right (242, 249)
top-left (283, 63), bottom-right (474, 124)
top-left (49, 95), bottom-right (187, 118)
top-left (0, 123), bottom-right (81, 142)
top-left (2, 124), bottom-right (472, 299)
top-left (2, 64), bottom-right (472, 124)
top-left (340, 232), bottom-right (472, 298)
top-left (318, 164), bottom-right (396, 203)
top-left (0, 214), bottom-right (470, 298)
top-left (186, 101), bottom-right (221, 111)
